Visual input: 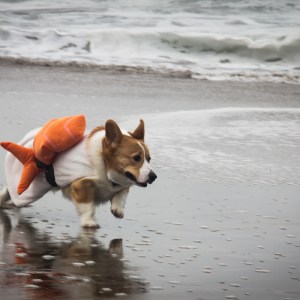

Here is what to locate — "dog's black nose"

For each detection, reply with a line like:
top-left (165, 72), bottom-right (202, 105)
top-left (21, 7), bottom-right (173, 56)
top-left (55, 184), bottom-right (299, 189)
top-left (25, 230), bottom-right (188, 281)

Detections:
top-left (148, 171), bottom-right (157, 184)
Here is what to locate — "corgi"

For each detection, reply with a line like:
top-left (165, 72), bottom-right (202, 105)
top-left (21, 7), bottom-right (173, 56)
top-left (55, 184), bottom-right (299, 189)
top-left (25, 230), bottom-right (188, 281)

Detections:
top-left (0, 119), bottom-right (157, 228)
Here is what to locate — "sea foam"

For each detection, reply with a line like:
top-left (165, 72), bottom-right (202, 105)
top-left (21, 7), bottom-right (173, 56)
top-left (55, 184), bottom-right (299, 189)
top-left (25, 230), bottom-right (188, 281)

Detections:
top-left (0, 0), bottom-right (299, 83)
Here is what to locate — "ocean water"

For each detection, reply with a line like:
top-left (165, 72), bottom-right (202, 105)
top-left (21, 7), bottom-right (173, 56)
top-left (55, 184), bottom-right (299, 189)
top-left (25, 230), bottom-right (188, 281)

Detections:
top-left (0, 0), bottom-right (300, 83)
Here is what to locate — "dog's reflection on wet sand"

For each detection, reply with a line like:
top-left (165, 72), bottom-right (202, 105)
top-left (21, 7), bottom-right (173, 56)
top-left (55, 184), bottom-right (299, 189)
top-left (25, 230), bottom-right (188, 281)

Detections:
top-left (0, 209), bottom-right (147, 299)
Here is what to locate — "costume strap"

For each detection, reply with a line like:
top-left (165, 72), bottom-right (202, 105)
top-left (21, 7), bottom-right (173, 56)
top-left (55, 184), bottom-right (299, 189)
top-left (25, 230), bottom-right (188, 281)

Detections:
top-left (36, 159), bottom-right (58, 187)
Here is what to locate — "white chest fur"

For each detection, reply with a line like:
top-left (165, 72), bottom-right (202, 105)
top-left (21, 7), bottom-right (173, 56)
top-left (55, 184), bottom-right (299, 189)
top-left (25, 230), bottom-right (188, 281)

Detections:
top-left (54, 130), bottom-right (124, 203)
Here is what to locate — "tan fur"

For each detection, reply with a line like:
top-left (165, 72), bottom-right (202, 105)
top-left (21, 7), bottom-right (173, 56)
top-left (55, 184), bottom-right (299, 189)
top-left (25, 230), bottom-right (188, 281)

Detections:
top-left (88, 126), bottom-right (105, 139)
top-left (103, 135), bottom-right (141, 180)
top-left (98, 119), bottom-right (151, 185)
top-left (139, 141), bottom-right (151, 161)
top-left (70, 178), bottom-right (96, 204)
top-left (129, 119), bottom-right (145, 140)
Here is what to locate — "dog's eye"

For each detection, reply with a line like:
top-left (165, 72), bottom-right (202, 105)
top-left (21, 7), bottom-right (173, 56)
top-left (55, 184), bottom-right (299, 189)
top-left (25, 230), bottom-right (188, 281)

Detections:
top-left (133, 155), bottom-right (141, 162)
top-left (147, 157), bottom-right (151, 162)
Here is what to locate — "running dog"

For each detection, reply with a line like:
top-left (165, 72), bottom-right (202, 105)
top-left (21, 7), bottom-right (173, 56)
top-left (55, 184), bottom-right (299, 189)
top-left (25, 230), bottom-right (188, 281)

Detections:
top-left (0, 119), bottom-right (157, 228)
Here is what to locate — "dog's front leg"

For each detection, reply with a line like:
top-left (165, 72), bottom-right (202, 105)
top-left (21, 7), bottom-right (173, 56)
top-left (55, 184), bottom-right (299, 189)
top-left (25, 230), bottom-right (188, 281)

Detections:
top-left (70, 178), bottom-right (99, 229)
top-left (111, 188), bottom-right (129, 219)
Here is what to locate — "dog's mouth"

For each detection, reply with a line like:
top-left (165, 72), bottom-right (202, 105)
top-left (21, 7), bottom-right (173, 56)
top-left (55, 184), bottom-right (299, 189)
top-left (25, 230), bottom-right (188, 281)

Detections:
top-left (137, 181), bottom-right (148, 187)
top-left (125, 171), bottom-right (157, 187)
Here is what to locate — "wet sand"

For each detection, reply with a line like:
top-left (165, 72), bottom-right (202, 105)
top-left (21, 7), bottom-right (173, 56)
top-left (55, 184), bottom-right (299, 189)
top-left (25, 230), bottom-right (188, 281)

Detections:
top-left (0, 63), bottom-right (300, 300)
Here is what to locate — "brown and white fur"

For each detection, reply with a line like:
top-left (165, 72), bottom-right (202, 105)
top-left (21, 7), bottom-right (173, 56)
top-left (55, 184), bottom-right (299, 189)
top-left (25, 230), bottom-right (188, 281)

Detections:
top-left (0, 119), bottom-right (157, 228)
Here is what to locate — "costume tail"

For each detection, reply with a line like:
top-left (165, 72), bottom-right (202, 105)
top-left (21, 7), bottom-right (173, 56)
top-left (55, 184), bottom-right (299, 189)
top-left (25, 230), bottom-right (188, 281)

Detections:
top-left (1, 115), bottom-right (86, 195)
top-left (0, 142), bottom-right (40, 195)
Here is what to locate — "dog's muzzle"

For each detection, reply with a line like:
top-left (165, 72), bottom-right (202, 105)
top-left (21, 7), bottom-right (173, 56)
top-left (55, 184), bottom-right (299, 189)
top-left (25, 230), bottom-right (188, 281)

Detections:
top-left (125, 170), bottom-right (157, 187)
top-left (147, 170), bottom-right (157, 184)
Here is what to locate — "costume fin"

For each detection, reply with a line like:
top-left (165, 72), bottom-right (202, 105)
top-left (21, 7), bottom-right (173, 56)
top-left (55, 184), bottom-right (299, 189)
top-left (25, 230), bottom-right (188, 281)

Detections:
top-left (17, 162), bottom-right (40, 195)
top-left (0, 142), bottom-right (40, 195)
top-left (0, 142), bottom-right (34, 165)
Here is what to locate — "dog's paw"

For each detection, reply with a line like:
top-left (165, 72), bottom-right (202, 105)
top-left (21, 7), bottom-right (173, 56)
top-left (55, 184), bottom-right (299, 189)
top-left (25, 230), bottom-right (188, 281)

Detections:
top-left (111, 207), bottom-right (124, 219)
top-left (81, 220), bottom-right (100, 229)
top-left (0, 200), bottom-right (15, 210)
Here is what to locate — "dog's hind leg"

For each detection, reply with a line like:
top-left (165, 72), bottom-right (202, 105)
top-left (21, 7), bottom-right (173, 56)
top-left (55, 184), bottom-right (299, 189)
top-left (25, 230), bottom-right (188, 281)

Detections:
top-left (0, 186), bottom-right (14, 209)
top-left (69, 178), bottom-right (99, 229)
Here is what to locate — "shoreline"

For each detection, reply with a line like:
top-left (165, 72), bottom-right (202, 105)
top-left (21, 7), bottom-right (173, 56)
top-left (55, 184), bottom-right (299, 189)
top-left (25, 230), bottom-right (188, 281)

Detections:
top-left (1, 56), bottom-right (300, 84)
top-left (1, 59), bottom-right (299, 143)
top-left (0, 56), bottom-right (194, 80)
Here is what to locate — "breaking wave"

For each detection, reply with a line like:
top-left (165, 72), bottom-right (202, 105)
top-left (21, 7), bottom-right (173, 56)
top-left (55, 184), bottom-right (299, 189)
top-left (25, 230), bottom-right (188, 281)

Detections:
top-left (1, 27), bottom-right (300, 83)
top-left (1, 28), bottom-right (300, 60)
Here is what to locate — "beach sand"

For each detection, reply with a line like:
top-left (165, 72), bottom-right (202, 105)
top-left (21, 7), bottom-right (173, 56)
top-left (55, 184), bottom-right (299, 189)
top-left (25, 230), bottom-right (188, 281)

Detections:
top-left (0, 62), bottom-right (300, 300)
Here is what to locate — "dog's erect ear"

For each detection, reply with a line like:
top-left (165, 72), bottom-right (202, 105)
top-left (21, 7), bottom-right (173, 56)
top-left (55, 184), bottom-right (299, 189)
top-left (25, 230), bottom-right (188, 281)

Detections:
top-left (130, 119), bottom-right (144, 141)
top-left (105, 119), bottom-right (123, 148)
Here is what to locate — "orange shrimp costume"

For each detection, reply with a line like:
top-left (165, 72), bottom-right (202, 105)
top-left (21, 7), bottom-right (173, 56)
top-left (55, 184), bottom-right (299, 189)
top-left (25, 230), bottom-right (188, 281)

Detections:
top-left (1, 115), bottom-right (86, 195)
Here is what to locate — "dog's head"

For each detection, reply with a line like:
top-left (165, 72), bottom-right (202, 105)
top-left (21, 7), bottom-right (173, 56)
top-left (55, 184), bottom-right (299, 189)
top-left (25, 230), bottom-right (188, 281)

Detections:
top-left (102, 119), bottom-right (157, 187)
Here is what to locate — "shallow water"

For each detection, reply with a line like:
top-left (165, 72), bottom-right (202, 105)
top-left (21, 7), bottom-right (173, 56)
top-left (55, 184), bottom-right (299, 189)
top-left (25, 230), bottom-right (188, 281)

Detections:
top-left (1, 180), bottom-right (299, 300)
top-left (123, 108), bottom-right (300, 186)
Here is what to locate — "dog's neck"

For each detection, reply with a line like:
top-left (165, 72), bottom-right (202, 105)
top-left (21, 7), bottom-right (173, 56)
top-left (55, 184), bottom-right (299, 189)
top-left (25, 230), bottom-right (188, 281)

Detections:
top-left (109, 179), bottom-right (120, 187)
